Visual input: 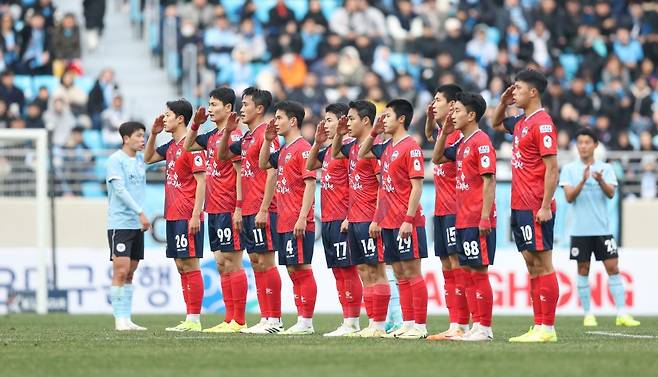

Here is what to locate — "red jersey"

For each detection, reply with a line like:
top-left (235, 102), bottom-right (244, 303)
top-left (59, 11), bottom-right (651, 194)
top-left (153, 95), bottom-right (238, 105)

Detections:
top-left (270, 137), bottom-right (316, 233)
top-left (505, 109), bottom-right (557, 211)
top-left (433, 130), bottom-right (462, 216)
top-left (317, 144), bottom-right (349, 222)
top-left (196, 128), bottom-right (243, 214)
top-left (340, 140), bottom-right (380, 223)
top-left (373, 136), bottom-right (425, 229)
top-left (444, 129), bottom-right (496, 229)
top-left (229, 123), bottom-right (279, 216)
top-left (157, 137), bottom-right (206, 221)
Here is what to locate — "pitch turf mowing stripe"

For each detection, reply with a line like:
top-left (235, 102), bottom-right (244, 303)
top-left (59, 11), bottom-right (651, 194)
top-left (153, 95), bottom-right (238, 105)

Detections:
top-left (586, 331), bottom-right (658, 339)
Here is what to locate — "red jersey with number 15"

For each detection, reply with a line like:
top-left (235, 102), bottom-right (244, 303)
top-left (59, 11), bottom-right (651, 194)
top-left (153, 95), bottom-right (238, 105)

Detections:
top-left (157, 137), bottom-right (206, 221)
top-left (340, 140), bottom-right (380, 223)
top-left (271, 137), bottom-right (316, 233)
top-left (434, 130), bottom-right (462, 216)
top-left (318, 144), bottom-right (350, 222)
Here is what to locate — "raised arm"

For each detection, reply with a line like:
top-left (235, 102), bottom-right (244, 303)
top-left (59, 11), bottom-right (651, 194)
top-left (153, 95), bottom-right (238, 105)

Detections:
top-left (358, 115), bottom-right (384, 159)
top-left (431, 111), bottom-right (456, 165)
top-left (258, 119), bottom-right (277, 170)
top-left (592, 169), bottom-right (616, 199)
top-left (306, 120), bottom-right (327, 171)
top-left (331, 116), bottom-right (349, 159)
top-left (144, 115), bottom-right (165, 164)
top-left (184, 107), bottom-right (209, 151)
top-left (217, 112), bottom-right (240, 161)
top-left (562, 165), bottom-right (589, 203)
top-left (492, 86), bottom-right (515, 133)
top-left (424, 100), bottom-right (437, 142)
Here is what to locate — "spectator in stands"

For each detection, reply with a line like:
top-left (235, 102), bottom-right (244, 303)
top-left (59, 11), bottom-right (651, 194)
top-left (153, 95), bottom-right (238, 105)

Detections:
top-left (234, 18), bottom-right (266, 63)
top-left (639, 131), bottom-right (656, 152)
top-left (611, 130), bottom-right (634, 151)
top-left (267, 0), bottom-right (295, 36)
top-left (300, 17), bottom-right (324, 63)
top-left (216, 47), bottom-right (255, 95)
top-left (60, 125), bottom-right (95, 197)
top-left (613, 27), bottom-right (644, 70)
top-left (337, 46), bottom-right (366, 87)
top-left (563, 77), bottom-right (593, 119)
top-left (23, 0), bottom-right (57, 29)
top-left (19, 12), bottom-right (52, 75)
top-left (527, 20), bottom-right (552, 69)
top-left (331, 0), bottom-right (387, 44)
top-left (371, 45), bottom-right (395, 83)
top-left (0, 70), bottom-right (24, 114)
top-left (0, 13), bottom-right (20, 72)
top-left (25, 101), bottom-right (44, 129)
top-left (87, 68), bottom-right (118, 130)
top-left (179, 0), bottom-right (214, 30)
top-left (271, 20), bottom-right (302, 58)
top-left (51, 12), bottom-right (81, 77)
top-left (276, 51), bottom-right (307, 90)
top-left (439, 18), bottom-right (467, 63)
top-left (83, 0), bottom-right (106, 52)
top-left (33, 85), bottom-right (49, 113)
top-left (193, 53), bottom-right (215, 106)
top-left (413, 20), bottom-right (440, 60)
top-left (0, 99), bottom-right (8, 128)
top-left (101, 94), bottom-right (128, 147)
top-left (44, 96), bottom-right (76, 146)
top-left (466, 24), bottom-right (498, 68)
top-left (289, 73), bottom-right (326, 117)
top-left (203, 14), bottom-right (237, 69)
top-left (386, 0), bottom-right (420, 51)
top-left (53, 69), bottom-right (87, 116)
top-left (601, 55), bottom-right (631, 89)
top-left (310, 51), bottom-right (339, 88)
top-left (455, 56), bottom-right (487, 91)
top-left (303, 0), bottom-right (328, 31)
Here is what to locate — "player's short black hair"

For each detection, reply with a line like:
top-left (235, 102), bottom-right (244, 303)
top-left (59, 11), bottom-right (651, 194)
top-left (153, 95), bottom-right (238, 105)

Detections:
top-left (274, 100), bottom-right (305, 127)
top-left (386, 99), bottom-right (414, 130)
top-left (325, 103), bottom-right (348, 118)
top-left (436, 84), bottom-right (463, 102)
top-left (575, 127), bottom-right (599, 143)
top-left (119, 121), bottom-right (146, 143)
top-left (166, 98), bottom-right (193, 126)
top-left (348, 100), bottom-right (376, 125)
top-left (515, 69), bottom-right (548, 94)
top-left (242, 86), bottom-right (272, 113)
top-left (209, 87), bottom-right (236, 111)
top-left (455, 92), bottom-right (487, 123)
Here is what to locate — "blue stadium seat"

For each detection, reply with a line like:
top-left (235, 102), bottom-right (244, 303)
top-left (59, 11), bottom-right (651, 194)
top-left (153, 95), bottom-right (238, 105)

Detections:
top-left (82, 129), bottom-right (104, 151)
top-left (559, 54), bottom-right (581, 81)
top-left (222, 0), bottom-right (244, 23)
top-left (389, 52), bottom-right (408, 72)
top-left (74, 76), bottom-right (95, 94)
top-left (81, 182), bottom-right (105, 198)
top-left (255, 0), bottom-right (276, 23)
top-left (321, 0), bottom-right (341, 18)
top-left (94, 156), bottom-right (108, 180)
top-left (32, 75), bottom-right (59, 94)
top-left (286, 0), bottom-right (307, 20)
top-left (13, 75), bottom-right (34, 100)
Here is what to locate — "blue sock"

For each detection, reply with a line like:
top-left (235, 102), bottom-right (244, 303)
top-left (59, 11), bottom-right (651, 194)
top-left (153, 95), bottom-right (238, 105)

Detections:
top-left (123, 284), bottom-right (134, 319)
top-left (110, 286), bottom-right (124, 318)
top-left (577, 275), bottom-right (591, 314)
top-left (608, 274), bottom-right (626, 314)
top-left (385, 268), bottom-right (402, 324)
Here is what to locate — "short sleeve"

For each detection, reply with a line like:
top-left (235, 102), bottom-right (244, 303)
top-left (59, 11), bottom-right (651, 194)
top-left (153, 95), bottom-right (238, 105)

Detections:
top-left (155, 140), bottom-right (172, 158)
top-left (603, 163), bottom-right (618, 186)
top-left (229, 139), bottom-right (242, 156)
top-left (317, 147), bottom-right (329, 162)
top-left (476, 139), bottom-right (496, 176)
top-left (195, 131), bottom-right (213, 149)
top-left (229, 132), bottom-right (243, 162)
top-left (106, 156), bottom-right (122, 182)
top-left (371, 140), bottom-right (390, 159)
top-left (534, 123), bottom-right (557, 157)
top-left (443, 139), bottom-right (461, 161)
top-left (340, 140), bottom-right (355, 158)
top-left (189, 150), bottom-right (206, 173)
top-left (269, 149), bottom-right (280, 169)
top-left (558, 164), bottom-right (573, 187)
top-left (407, 146), bottom-right (424, 179)
top-left (503, 115), bottom-right (522, 134)
top-left (300, 149), bottom-right (316, 180)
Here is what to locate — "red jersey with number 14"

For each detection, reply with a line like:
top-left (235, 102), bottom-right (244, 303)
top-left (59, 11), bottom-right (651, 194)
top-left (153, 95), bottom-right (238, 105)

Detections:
top-left (341, 140), bottom-right (380, 223)
top-left (157, 137), bottom-right (206, 221)
top-left (271, 137), bottom-right (316, 233)
top-left (318, 144), bottom-right (349, 222)
top-left (434, 130), bottom-right (462, 216)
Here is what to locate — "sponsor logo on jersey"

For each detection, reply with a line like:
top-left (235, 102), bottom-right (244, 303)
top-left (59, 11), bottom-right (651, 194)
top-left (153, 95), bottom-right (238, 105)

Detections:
top-left (478, 145), bottom-right (490, 154)
top-left (539, 124), bottom-right (553, 133)
top-left (410, 149), bottom-right (422, 158)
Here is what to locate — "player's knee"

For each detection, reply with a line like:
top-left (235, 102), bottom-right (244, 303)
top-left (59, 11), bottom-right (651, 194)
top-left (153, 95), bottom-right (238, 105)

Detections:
top-left (113, 268), bottom-right (128, 282)
top-left (605, 263), bottom-right (620, 276)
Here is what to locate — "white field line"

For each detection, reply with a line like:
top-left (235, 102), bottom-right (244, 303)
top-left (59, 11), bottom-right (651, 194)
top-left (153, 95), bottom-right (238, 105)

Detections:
top-left (586, 331), bottom-right (658, 339)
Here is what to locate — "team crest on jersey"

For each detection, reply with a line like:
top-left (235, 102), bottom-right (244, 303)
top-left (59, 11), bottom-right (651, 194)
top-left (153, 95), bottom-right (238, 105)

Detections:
top-left (540, 124), bottom-right (553, 133)
top-left (521, 127), bottom-right (529, 137)
top-left (480, 156), bottom-right (490, 168)
top-left (302, 151), bottom-right (310, 159)
top-left (543, 135), bottom-right (553, 148)
top-left (463, 147), bottom-right (470, 157)
top-left (176, 149), bottom-right (182, 158)
top-left (571, 247), bottom-right (579, 257)
top-left (322, 161), bottom-right (328, 169)
top-left (285, 153), bottom-right (292, 163)
top-left (391, 150), bottom-right (399, 161)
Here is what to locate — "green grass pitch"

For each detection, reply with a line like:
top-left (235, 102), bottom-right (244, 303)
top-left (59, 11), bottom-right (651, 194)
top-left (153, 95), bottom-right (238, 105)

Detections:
top-left (1, 314), bottom-right (657, 377)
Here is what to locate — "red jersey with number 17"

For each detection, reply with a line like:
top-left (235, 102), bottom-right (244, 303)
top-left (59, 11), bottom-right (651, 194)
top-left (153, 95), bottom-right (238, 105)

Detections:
top-left (340, 140), bottom-right (380, 223)
top-left (157, 137), bottom-right (206, 221)
top-left (434, 130), bottom-right (462, 216)
top-left (271, 137), bottom-right (316, 233)
top-left (318, 144), bottom-right (350, 222)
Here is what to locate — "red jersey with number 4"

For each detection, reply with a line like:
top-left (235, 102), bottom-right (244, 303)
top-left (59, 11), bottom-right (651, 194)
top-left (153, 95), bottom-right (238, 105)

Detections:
top-left (230, 123), bottom-right (279, 216)
top-left (318, 144), bottom-right (349, 222)
top-left (434, 130), bottom-right (462, 216)
top-left (375, 136), bottom-right (425, 229)
top-left (158, 138), bottom-right (206, 221)
top-left (508, 109), bottom-right (557, 211)
top-left (341, 140), bottom-right (380, 223)
top-left (271, 137), bottom-right (316, 233)
top-left (196, 128), bottom-right (243, 214)
top-left (446, 130), bottom-right (496, 229)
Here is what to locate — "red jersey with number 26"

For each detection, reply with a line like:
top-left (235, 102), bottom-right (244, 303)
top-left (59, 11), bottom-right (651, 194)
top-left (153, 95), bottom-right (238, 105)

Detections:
top-left (318, 144), bottom-right (350, 222)
top-left (434, 130), bottom-right (462, 216)
top-left (506, 109), bottom-right (557, 211)
top-left (374, 136), bottom-right (425, 229)
top-left (445, 130), bottom-right (496, 229)
top-left (157, 138), bottom-right (206, 221)
top-left (271, 137), bottom-right (316, 233)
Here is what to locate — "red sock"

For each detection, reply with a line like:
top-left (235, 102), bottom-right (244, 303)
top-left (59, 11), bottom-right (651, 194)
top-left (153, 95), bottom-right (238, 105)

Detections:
top-left (539, 272), bottom-right (559, 326)
top-left (289, 271), bottom-right (303, 317)
top-left (265, 266), bottom-right (282, 318)
top-left (298, 269), bottom-right (317, 318)
top-left (253, 270), bottom-right (269, 318)
top-left (409, 276), bottom-right (428, 324)
top-left (332, 268), bottom-right (348, 317)
top-left (372, 283), bottom-right (390, 322)
top-left (343, 266), bottom-right (362, 318)
top-left (186, 270), bottom-right (204, 315)
top-left (464, 270), bottom-right (480, 323)
top-left (180, 272), bottom-right (190, 314)
top-left (397, 278), bottom-right (413, 322)
top-left (453, 269), bottom-right (470, 325)
top-left (220, 272), bottom-right (234, 323)
top-left (363, 286), bottom-right (374, 319)
top-left (442, 270), bottom-right (456, 323)
top-left (473, 271), bottom-right (493, 327)
top-left (530, 276), bottom-right (542, 325)
top-left (231, 269), bottom-right (248, 325)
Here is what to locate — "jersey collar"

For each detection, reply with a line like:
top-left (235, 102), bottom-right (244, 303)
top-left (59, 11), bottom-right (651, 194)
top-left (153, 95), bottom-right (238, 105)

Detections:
top-left (392, 134), bottom-right (410, 147)
top-left (524, 108), bottom-right (545, 121)
top-left (461, 128), bottom-right (482, 144)
top-left (284, 136), bottom-right (303, 149)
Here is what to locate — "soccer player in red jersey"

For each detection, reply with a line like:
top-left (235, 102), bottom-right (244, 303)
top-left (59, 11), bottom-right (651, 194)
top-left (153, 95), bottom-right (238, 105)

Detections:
top-left (217, 87), bottom-right (283, 334)
top-left (331, 100), bottom-right (389, 338)
top-left (492, 69), bottom-right (559, 343)
top-left (183, 87), bottom-right (248, 333)
top-left (434, 92), bottom-right (497, 341)
top-left (425, 84), bottom-right (475, 341)
top-left (144, 99), bottom-right (206, 331)
top-left (259, 100), bottom-right (318, 335)
top-left (307, 103), bottom-right (364, 336)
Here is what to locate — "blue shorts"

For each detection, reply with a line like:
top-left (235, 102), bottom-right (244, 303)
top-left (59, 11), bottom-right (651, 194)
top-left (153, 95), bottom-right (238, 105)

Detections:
top-left (433, 215), bottom-right (458, 257)
top-left (240, 212), bottom-right (279, 253)
top-left (166, 219), bottom-right (204, 259)
top-left (510, 209), bottom-right (555, 252)
top-left (278, 231), bottom-right (315, 266)
top-left (348, 221), bottom-right (384, 265)
top-left (321, 220), bottom-right (355, 268)
top-left (456, 227), bottom-right (496, 267)
top-left (208, 213), bottom-right (241, 252)
top-left (382, 227), bottom-right (428, 263)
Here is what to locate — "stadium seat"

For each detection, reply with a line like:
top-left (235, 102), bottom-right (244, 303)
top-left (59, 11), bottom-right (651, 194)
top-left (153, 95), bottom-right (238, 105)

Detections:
top-left (32, 75), bottom-right (60, 94)
top-left (559, 54), bottom-right (581, 81)
top-left (13, 75), bottom-right (34, 100)
top-left (286, 0), bottom-right (308, 20)
top-left (74, 76), bottom-right (95, 94)
top-left (94, 156), bottom-right (108, 180)
top-left (321, 0), bottom-right (341, 18)
top-left (255, 0), bottom-right (276, 23)
top-left (81, 182), bottom-right (105, 198)
top-left (82, 129), bottom-right (104, 151)
top-left (222, 0), bottom-right (243, 23)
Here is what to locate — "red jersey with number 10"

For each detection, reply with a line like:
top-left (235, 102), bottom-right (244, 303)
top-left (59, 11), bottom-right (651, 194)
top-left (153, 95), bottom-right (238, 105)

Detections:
top-left (318, 144), bottom-right (350, 222)
top-left (434, 130), bottom-right (462, 216)
top-left (158, 138), bottom-right (206, 221)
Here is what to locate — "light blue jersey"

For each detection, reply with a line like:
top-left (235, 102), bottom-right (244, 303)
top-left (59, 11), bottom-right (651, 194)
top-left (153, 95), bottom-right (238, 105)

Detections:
top-left (106, 150), bottom-right (146, 229)
top-left (559, 159), bottom-right (617, 236)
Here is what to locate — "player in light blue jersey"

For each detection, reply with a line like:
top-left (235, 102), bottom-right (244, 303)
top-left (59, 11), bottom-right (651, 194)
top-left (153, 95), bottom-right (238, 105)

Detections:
top-left (559, 128), bottom-right (639, 328)
top-left (106, 122), bottom-right (151, 331)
